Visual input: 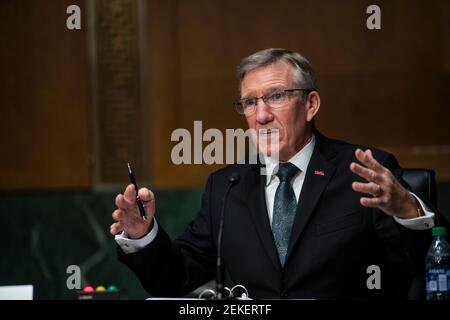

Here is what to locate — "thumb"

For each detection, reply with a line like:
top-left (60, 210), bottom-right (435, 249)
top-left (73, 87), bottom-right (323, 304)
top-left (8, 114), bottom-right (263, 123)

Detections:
top-left (138, 187), bottom-right (154, 203)
top-left (138, 188), bottom-right (155, 215)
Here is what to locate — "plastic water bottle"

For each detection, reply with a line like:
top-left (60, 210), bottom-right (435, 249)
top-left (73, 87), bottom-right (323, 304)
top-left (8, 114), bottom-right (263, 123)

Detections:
top-left (425, 226), bottom-right (450, 300)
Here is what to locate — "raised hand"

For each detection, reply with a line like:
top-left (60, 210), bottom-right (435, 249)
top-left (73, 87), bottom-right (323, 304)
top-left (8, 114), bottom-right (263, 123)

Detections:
top-left (350, 148), bottom-right (418, 219)
top-left (110, 184), bottom-right (156, 239)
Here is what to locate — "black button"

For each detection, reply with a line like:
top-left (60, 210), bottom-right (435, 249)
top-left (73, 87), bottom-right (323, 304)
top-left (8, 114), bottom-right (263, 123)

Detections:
top-left (281, 291), bottom-right (290, 299)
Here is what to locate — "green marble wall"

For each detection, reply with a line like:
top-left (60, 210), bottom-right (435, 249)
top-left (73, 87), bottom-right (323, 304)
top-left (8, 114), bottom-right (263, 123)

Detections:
top-left (0, 189), bottom-right (202, 300)
top-left (1, 184), bottom-right (449, 300)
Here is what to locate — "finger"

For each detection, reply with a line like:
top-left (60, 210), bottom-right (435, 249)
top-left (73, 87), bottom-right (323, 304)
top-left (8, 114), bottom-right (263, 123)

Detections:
top-left (138, 188), bottom-right (154, 204)
top-left (123, 184), bottom-right (137, 204)
top-left (115, 193), bottom-right (133, 210)
top-left (112, 209), bottom-right (124, 222)
top-left (355, 149), bottom-right (384, 172)
top-left (352, 182), bottom-right (382, 196)
top-left (110, 222), bottom-right (123, 235)
top-left (360, 197), bottom-right (382, 208)
top-left (350, 162), bottom-right (380, 183)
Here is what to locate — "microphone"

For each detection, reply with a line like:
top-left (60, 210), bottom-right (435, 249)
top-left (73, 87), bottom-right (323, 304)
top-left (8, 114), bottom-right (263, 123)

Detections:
top-left (216, 172), bottom-right (240, 299)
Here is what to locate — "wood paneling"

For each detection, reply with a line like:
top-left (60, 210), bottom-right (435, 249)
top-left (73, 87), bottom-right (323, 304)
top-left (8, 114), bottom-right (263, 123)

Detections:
top-left (0, 0), bottom-right (90, 190)
top-left (0, 0), bottom-right (448, 191)
top-left (147, 0), bottom-right (450, 187)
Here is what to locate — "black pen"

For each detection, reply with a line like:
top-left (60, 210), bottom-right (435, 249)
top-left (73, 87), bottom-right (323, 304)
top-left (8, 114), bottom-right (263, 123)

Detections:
top-left (127, 162), bottom-right (147, 220)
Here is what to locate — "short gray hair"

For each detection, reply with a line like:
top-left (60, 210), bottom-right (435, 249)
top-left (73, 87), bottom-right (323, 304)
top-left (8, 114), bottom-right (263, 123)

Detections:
top-left (237, 48), bottom-right (317, 94)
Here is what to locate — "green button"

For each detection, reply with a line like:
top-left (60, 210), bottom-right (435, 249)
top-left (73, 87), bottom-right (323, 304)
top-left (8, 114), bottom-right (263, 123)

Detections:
top-left (107, 285), bottom-right (119, 292)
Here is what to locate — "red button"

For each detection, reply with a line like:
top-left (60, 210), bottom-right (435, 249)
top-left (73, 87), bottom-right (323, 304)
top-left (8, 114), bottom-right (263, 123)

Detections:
top-left (82, 286), bottom-right (94, 293)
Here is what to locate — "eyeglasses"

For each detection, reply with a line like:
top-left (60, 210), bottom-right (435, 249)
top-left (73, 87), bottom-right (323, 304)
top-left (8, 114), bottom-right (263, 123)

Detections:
top-left (234, 88), bottom-right (315, 116)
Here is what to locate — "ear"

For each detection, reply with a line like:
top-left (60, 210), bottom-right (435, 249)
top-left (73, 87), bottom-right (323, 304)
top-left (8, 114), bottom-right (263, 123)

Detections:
top-left (305, 91), bottom-right (320, 122)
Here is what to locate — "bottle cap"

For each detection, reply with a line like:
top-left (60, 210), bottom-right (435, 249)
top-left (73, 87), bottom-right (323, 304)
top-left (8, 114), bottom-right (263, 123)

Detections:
top-left (432, 226), bottom-right (447, 236)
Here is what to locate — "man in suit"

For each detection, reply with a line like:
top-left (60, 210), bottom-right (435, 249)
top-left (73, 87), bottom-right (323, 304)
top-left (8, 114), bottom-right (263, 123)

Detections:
top-left (110, 48), bottom-right (437, 299)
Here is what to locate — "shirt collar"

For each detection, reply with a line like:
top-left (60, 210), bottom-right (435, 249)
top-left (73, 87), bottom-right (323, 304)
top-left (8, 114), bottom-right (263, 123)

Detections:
top-left (263, 133), bottom-right (316, 186)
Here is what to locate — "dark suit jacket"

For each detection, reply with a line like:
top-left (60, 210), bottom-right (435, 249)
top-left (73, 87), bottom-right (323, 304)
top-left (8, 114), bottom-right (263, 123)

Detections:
top-left (118, 132), bottom-right (433, 299)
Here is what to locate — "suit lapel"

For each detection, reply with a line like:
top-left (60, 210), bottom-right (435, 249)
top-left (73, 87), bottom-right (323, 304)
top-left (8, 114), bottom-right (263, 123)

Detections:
top-left (245, 165), bottom-right (282, 272)
top-left (286, 134), bottom-right (337, 263)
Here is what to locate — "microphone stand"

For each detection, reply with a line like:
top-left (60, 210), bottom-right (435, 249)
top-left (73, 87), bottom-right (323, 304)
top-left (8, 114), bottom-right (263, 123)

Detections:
top-left (216, 173), bottom-right (239, 299)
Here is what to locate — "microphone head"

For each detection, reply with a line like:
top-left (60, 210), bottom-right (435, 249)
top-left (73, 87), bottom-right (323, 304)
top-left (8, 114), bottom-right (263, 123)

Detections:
top-left (229, 172), bottom-right (240, 184)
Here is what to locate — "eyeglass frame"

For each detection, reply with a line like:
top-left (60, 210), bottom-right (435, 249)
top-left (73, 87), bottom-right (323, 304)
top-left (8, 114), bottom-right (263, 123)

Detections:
top-left (233, 88), bottom-right (316, 115)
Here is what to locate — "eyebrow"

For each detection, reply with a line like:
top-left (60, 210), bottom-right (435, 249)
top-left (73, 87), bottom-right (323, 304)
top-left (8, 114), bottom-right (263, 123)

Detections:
top-left (241, 86), bottom-right (286, 99)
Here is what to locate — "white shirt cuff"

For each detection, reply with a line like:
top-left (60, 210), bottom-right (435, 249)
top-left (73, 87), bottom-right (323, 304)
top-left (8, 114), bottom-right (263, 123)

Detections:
top-left (114, 218), bottom-right (159, 254)
top-left (393, 192), bottom-right (435, 230)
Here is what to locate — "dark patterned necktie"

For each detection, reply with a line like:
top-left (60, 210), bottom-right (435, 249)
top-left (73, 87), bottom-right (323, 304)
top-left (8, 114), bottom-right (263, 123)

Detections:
top-left (272, 162), bottom-right (300, 267)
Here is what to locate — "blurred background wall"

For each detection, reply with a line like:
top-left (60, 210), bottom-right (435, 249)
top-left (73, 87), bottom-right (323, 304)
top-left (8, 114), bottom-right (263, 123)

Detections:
top-left (0, 0), bottom-right (449, 299)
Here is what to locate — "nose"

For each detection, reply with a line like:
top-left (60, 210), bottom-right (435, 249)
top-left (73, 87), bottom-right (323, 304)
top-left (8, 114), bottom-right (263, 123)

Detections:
top-left (255, 100), bottom-right (274, 124)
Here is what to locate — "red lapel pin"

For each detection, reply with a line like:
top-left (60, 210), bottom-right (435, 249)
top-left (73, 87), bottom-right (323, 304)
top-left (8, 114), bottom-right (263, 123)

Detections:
top-left (314, 170), bottom-right (325, 176)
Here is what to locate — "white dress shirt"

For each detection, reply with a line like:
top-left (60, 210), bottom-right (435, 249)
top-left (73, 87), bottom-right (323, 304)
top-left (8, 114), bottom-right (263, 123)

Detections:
top-left (116, 133), bottom-right (435, 254)
top-left (262, 134), bottom-right (315, 226)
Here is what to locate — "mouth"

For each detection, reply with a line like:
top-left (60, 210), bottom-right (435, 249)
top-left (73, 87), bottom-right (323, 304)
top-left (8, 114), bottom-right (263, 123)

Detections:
top-left (257, 128), bottom-right (281, 148)
top-left (256, 128), bottom-right (281, 157)
top-left (259, 128), bottom-right (277, 137)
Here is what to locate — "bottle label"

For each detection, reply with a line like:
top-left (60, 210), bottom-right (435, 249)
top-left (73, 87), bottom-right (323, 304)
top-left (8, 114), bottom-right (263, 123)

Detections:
top-left (426, 268), bottom-right (450, 292)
